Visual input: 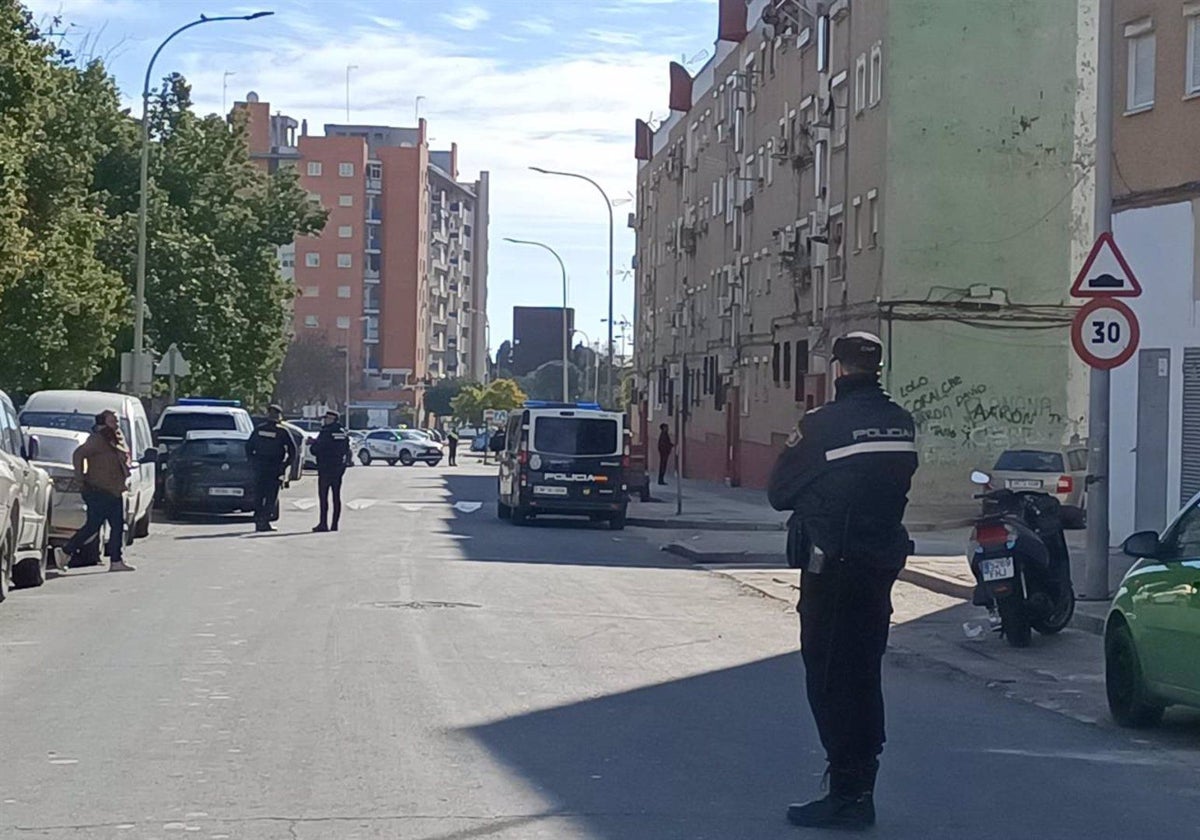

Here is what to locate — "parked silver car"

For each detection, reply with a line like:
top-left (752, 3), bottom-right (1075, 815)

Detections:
top-left (990, 446), bottom-right (1088, 528)
top-left (0, 393), bottom-right (54, 597)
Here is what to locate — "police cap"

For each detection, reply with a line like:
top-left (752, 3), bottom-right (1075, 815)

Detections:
top-left (831, 331), bottom-right (884, 370)
top-left (267, 404), bottom-right (284, 417)
top-left (325, 410), bottom-right (340, 421)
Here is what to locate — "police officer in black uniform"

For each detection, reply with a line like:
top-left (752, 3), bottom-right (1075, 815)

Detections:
top-left (310, 410), bottom-right (351, 532)
top-left (246, 405), bottom-right (296, 533)
top-left (767, 332), bottom-right (918, 831)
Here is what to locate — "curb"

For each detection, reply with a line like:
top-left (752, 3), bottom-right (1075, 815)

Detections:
top-left (661, 544), bottom-right (785, 564)
top-left (629, 518), bottom-right (786, 532)
top-left (896, 566), bottom-right (974, 600)
top-left (905, 517), bottom-right (976, 533)
top-left (632, 516), bottom-right (975, 534)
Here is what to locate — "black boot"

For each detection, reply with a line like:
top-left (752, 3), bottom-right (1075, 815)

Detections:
top-left (786, 762), bottom-right (877, 831)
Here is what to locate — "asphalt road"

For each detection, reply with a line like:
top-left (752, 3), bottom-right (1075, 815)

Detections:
top-left (2, 461), bottom-right (1198, 839)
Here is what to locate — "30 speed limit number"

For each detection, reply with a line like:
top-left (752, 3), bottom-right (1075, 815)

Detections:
top-left (1070, 297), bottom-right (1140, 370)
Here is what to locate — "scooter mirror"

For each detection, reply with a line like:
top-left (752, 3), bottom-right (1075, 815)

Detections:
top-left (970, 470), bottom-right (991, 486)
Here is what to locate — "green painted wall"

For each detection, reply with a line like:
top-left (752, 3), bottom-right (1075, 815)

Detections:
top-left (883, 0), bottom-right (1086, 500)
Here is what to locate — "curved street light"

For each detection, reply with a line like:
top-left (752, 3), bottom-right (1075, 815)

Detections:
top-left (503, 237), bottom-right (569, 402)
top-left (132, 11), bottom-right (275, 394)
top-left (529, 166), bottom-right (615, 407)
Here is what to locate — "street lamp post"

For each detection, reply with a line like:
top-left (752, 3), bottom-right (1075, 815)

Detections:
top-left (503, 237), bottom-right (569, 402)
top-left (529, 166), bottom-right (615, 408)
top-left (345, 64), bottom-right (358, 122)
top-left (133, 11), bottom-right (273, 395)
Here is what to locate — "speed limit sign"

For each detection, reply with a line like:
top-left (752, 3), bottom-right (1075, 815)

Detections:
top-left (1071, 297), bottom-right (1140, 370)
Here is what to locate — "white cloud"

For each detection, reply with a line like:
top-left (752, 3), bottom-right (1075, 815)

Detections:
top-left (442, 4), bottom-right (491, 31)
top-left (516, 16), bottom-right (555, 36)
top-left (144, 10), bottom-right (705, 346)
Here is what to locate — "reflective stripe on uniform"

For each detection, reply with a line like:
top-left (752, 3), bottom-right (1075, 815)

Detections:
top-left (824, 440), bottom-right (917, 462)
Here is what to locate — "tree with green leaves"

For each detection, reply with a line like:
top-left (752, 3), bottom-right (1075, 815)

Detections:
top-left (0, 5), bottom-right (130, 392)
top-left (425, 378), bottom-right (476, 419)
top-left (451, 378), bottom-right (526, 425)
top-left (97, 73), bottom-right (327, 406)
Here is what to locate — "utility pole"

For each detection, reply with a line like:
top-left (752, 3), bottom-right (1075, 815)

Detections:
top-left (1084, 0), bottom-right (1114, 600)
top-left (222, 70), bottom-right (235, 115)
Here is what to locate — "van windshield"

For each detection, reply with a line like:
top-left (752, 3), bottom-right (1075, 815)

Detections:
top-left (29, 434), bottom-right (83, 465)
top-left (21, 411), bottom-right (131, 447)
top-left (158, 413), bottom-right (238, 439)
top-left (533, 417), bottom-right (619, 457)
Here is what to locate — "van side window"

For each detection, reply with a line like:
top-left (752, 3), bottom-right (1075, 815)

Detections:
top-left (506, 416), bottom-right (521, 453)
top-left (0, 399), bottom-right (22, 455)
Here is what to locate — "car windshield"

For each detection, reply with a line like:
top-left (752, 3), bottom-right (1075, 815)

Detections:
top-left (31, 434), bottom-right (82, 465)
top-left (21, 411), bottom-right (131, 446)
top-left (177, 438), bottom-right (248, 460)
top-left (993, 450), bottom-right (1065, 473)
top-left (533, 417), bottom-right (619, 457)
top-left (400, 431), bottom-right (427, 442)
top-left (159, 413), bottom-right (237, 439)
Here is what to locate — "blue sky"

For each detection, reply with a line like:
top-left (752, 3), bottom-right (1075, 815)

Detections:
top-left (23, 0), bottom-right (719, 356)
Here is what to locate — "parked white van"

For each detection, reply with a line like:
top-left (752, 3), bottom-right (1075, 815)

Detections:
top-left (19, 390), bottom-right (158, 542)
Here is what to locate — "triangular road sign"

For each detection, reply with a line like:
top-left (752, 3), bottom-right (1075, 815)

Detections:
top-left (1071, 231), bottom-right (1142, 298)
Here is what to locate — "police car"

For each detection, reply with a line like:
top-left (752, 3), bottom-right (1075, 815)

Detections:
top-left (496, 402), bottom-right (630, 529)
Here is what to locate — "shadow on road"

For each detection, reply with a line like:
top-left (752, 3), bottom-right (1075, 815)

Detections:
top-left (432, 471), bottom-right (687, 569)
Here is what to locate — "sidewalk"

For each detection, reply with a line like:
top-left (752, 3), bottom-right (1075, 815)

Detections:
top-left (629, 476), bottom-right (978, 532)
top-left (647, 522), bottom-right (1134, 636)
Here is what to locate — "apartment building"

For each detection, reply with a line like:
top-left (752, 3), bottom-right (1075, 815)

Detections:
top-left (1108, 0), bottom-right (1200, 536)
top-left (632, 0), bottom-right (1096, 500)
top-left (236, 95), bottom-right (490, 419)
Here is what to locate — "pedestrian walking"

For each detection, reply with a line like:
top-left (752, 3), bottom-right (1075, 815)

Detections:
top-left (246, 405), bottom-right (296, 533)
top-left (767, 332), bottom-right (918, 830)
top-left (60, 410), bottom-right (135, 572)
top-left (447, 427), bottom-right (459, 466)
top-left (656, 423), bottom-right (674, 485)
top-left (310, 410), bottom-right (350, 532)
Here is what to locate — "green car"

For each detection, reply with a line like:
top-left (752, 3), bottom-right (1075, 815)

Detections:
top-left (1105, 502), bottom-right (1200, 727)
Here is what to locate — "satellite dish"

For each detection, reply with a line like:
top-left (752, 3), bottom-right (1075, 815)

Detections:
top-left (246, 91), bottom-right (260, 103)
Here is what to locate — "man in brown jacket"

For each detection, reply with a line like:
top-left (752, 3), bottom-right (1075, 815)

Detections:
top-left (61, 410), bottom-right (134, 571)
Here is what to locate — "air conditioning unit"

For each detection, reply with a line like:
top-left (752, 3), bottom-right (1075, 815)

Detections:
top-left (681, 228), bottom-right (698, 254)
top-left (773, 138), bottom-right (791, 160)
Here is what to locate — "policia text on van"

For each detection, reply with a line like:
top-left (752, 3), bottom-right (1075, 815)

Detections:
top-left (495, 402), bottom-right (630, 530)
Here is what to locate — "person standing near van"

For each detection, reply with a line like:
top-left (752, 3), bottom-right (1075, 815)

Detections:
top-left (310, 410), bottom-right (350, 532)
top-left (657, 423), bottom-right (674, 485)
top-left (61, 410), bottom-right (134, 572)
top-left (446, 427), bottom-right (459, 466)
top-left (246, 405), bottom-right (296, 533)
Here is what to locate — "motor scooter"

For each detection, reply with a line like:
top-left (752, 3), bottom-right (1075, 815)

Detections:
top-left (966, 470), bottom-right (1076, 647)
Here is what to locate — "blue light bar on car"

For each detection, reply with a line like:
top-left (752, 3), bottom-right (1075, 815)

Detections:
top-left (523, 401), bottom-right (603, 410)
top-left (176, 398), bottom-right (242, 407)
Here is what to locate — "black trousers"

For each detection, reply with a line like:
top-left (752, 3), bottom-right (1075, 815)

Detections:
top-left (799, 563), bottom-right (899, 771)
top-left (318, 470), bottom-right (344, 528)
top-left (658, 450), bottom-right (671, 483)
top-left (64, 489), bottom-right (124, 562)
top-left (253, 473), bottom-right (281, 526)
top-left (448, 441), bottom-right (458, 465)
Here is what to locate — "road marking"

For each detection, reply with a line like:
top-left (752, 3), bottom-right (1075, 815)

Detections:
top-left (346, 498), bottom-right (378, 510)
top-left (290, 499), bottom-right (317, 510)
top-left (454, 501), bottom-right (483, 513)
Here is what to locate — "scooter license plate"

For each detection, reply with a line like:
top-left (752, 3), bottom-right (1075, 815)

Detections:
top-left (980, 557), bottom-right (1015, 582)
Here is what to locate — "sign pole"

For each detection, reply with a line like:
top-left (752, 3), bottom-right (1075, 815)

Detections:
top-left (1084, 0), bottom-right (1114, 601)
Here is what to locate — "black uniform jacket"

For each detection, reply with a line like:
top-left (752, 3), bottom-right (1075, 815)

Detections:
top-left (311, 422), bottom-right (351, 473)
top-left (768, 375), bottom-right (918, 571)
top-left (247, 420), bottom-right (297, 478)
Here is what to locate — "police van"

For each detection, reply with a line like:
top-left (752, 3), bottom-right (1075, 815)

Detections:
top-left (496, 402), bottom-right (630, 529)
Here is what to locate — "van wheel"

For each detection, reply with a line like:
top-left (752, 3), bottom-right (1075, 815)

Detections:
top-left (359, 449), bottom-right (372, 466)
top-left (134, 506), bottom-right (152, 539)
top-left (13, 553), bottom-right (46, 589)
top-left (386, 459), bottom-right (398, 467)
top-left (497, 501), bottom-right (512, 520)
top-left (511, 505), bottom-right (530, 525)
top-left (609, 508), bottom-right (627, 531)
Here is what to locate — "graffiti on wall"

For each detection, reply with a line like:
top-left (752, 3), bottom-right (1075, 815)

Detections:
top-left (895, 375), bottom-right (1067, 465)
